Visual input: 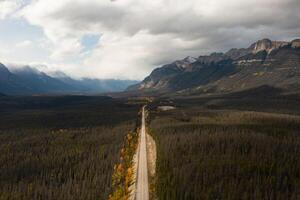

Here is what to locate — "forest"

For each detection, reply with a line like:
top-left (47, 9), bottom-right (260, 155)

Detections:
top-left (1, 93), bottom-right (300, 200)
top-left (0, 95), bottom-right (140, 200)
top-left (149, 103), bottom-right (300, 200)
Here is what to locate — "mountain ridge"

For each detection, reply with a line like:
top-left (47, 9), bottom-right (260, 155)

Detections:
top-left (128, 38), bottom-right (300, 95)
top-left (0, 63), bottom-right (138, 95)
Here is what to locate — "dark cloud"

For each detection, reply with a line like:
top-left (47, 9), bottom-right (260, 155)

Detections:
top-left (21, 0), bottom-right (300, 79)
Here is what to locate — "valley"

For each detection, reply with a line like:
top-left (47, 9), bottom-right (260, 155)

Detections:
top-left (1, 38), bottom-right (300, 200)
top-left (0, 88), bottom-right (300, 200)
top-left (1, 1), bottom-right (300, 199)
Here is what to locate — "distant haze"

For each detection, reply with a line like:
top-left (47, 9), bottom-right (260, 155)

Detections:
top-left (0, 0), bottom-right (300, 80)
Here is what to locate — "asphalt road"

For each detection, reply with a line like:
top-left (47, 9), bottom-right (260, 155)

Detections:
top-left (136, 106), bottom-right (149, 200)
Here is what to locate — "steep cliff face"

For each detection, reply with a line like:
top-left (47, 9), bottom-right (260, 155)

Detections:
top-left (249, 38), bottom-right (289, 53)
top-left (291, 39), bottom-right (300, 48)
top-left (211, 47), bottom-right (300, 93)
top-left (224, 38), bottom-right (290, 59)
top-left (128, 38), bottom-right (300, 94)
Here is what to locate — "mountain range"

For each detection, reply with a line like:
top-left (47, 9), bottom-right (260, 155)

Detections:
top-left (128, 38), bottom-right (300, 95)
top-left (0, 63), bottom-right (138, 95)
top-left (2, 38), bottom-right (300, 96)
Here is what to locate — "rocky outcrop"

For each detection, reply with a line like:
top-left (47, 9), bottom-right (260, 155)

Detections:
top-left (198, 52), bottom-right (229, 65)
top-left (291, 39), bottom-right (300, 48)
top-left (249, 38), bottom-right (289, 54)
top-left (272, 41), bottom-right (290, 49)
top-left (183, 56), bottom-right (198, 64)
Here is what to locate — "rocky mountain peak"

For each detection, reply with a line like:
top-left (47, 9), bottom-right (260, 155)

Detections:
top-left (183, 56), bottom-right (198, 64)
top-left (249, 38), bottom-right (289, 53)
top-left (291, 39), bottom-right (300, 48)
top-left (250, 38), bottom-right (272, 53)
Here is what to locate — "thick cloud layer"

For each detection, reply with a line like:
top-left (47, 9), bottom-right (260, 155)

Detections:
top-left (0, 0), bottom-right (23, 19)
top-left (9, 0), bottom-right (300, 79)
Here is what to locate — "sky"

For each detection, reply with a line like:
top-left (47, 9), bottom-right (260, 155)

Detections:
top-left (0, 0), bottom-right (300, 80)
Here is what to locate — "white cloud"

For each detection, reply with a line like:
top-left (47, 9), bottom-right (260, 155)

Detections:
top-left (16, 40), bottom-right (32, 47)
top-left (81, 31), bottom-right (206, 79)
top-left (6, 0), bottom-right (300, 79)
top-left (0, 0), bottom-right (23, 19)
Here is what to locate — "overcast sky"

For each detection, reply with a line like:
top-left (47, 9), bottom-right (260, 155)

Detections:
top-left (0, 0), bottom-right (300, 80)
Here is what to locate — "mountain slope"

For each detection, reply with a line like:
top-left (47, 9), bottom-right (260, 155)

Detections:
top-left (0, 63), bottom-right (34, 95)
top-left (11, 66), bottom-right (77, 93)
top-left (0, 63), bottom-right (138, 95)
top-left (128, 38), bottom-right (300, 94)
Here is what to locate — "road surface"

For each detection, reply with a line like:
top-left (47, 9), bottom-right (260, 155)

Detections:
top-left (136, 106), bottom-right (149, 200)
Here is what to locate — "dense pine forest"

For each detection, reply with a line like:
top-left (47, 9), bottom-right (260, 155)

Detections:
top-left (1, 93), bottom-right (300, 200)
top-left (149, 103), bottom-right (300, 200)
top-left (0, 96), bottom-right (140, 200)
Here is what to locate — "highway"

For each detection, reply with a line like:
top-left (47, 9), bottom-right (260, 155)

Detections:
top-left (136, 106), bottom-right (149, 200)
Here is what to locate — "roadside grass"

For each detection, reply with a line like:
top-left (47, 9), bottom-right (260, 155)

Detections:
top-left (109, 129), bottom-right (139, 200)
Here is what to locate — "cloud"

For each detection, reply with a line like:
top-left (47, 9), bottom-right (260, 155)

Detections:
top-left (16, 40), bottom-right (32, 47)
top-left (11, 0), bottom-right (300, 79)
top-left (0, 0), bottom-right (23, 19)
